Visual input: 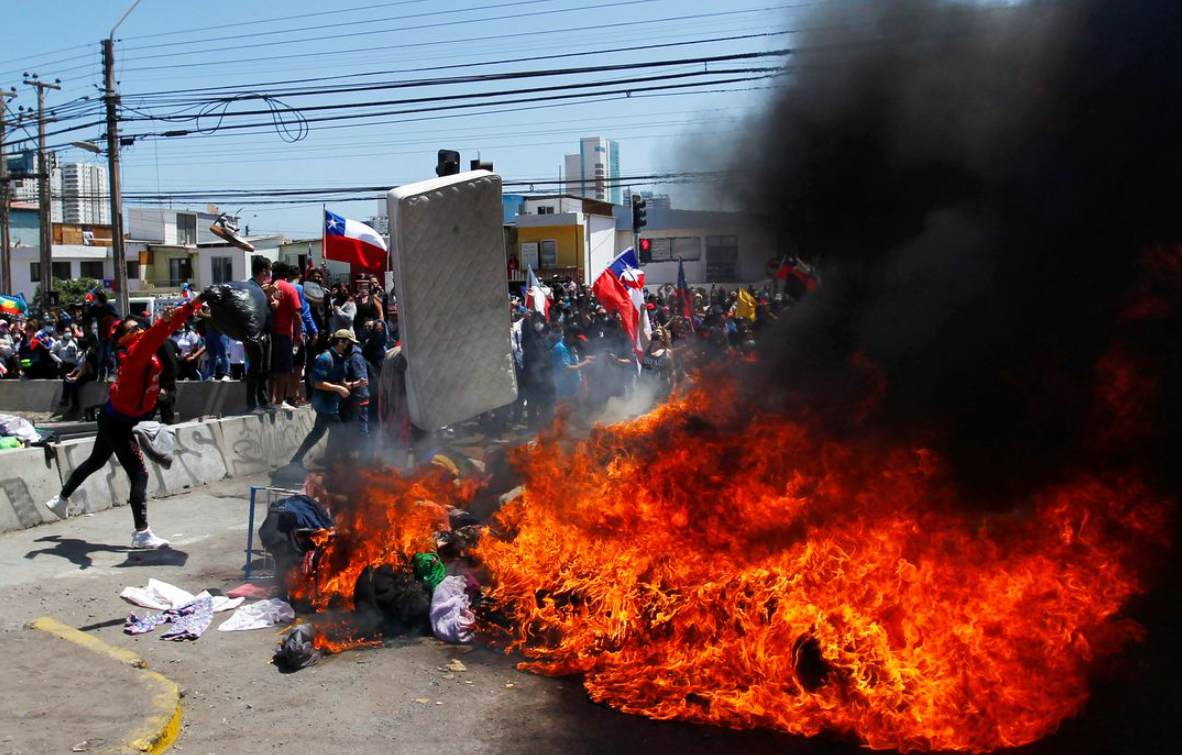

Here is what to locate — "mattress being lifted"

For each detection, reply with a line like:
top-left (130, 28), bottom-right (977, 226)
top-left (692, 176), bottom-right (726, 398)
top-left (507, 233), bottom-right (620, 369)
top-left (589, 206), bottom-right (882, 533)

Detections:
top-left (386, 170), bottom-right (517, 431)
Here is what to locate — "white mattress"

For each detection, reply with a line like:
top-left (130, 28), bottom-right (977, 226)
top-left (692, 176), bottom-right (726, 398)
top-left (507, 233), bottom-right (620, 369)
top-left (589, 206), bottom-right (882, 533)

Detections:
top-left (387, 171), bottom-right (517, 431)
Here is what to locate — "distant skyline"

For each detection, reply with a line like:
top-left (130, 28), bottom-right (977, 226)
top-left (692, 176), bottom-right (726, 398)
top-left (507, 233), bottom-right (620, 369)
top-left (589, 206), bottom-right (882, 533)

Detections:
top-left (1, 0), bottom-right (804, 235)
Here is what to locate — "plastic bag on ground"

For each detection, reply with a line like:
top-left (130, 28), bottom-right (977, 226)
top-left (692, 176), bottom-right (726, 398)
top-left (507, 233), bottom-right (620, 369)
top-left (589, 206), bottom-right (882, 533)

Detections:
top-left (217, 598), bottom-right (295, 631)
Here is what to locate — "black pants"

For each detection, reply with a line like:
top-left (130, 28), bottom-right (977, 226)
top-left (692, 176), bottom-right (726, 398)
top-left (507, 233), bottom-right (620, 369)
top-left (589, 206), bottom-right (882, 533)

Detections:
top-left (154, 390), bottom-right (176, 425)
top-left (291, 411), bottom-right (340, 466)
top-left (61, 411), bottom-right (149, 530)
top-left (245, 335), bottom-right (271, 409)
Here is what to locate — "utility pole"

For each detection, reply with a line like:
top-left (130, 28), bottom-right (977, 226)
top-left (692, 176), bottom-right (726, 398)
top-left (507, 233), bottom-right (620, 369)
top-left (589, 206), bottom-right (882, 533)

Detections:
top-left (23, 74), bottom-right (60, 311)
top-left (105, 0), bottom-right (143, 315)
top-left (0, 87), bottom-right (17, 294)
top-left (102, 39), bottom-right (128, 314)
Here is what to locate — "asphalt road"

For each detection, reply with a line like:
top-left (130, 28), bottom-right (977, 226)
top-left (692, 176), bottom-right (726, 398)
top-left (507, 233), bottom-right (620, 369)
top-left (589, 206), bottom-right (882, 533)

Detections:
top-left (0, 475), bottom-right (839, 755)
top-left (1, 474), bottom-right (1176, 755)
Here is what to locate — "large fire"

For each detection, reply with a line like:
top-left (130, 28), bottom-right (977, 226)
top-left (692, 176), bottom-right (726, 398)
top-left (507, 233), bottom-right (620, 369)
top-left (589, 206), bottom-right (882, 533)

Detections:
top-left (290, 250), bottom-right (1178, 753)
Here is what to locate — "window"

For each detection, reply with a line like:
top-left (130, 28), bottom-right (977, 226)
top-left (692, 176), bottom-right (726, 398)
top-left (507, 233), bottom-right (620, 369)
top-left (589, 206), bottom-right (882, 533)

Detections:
top-left (29, 262), bottom-right (39, 283)
top-left (536, 206), bottom-right (555, 215)
top-left (211, 256), bottom-right (233, 284)
top-left (540, 239), bottom-right (558, 266)
top-left (168, 257), bottom-right (193, 285)
top-left (80, 261), bottom-right (104, 280)
top-left (176, 213), bottom-right (197, 245)
top-left (52, 262), bottom-right (71, 281)
top-left (126, 261), bottom-right (140, 281)
top-left (705, 235), bottom-right (739, 282)
top-left (650, 236), bottom-right (701, 263)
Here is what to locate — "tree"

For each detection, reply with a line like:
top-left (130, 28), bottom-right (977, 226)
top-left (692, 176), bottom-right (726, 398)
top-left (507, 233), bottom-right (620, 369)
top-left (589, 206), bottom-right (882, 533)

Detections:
top-left (34, 277), bottom-right (111, 308)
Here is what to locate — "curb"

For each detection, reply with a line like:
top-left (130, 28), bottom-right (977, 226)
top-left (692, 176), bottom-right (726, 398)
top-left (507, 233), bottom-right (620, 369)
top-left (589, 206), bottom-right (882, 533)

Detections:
top-left (27, 616), bottom-right (183, 755)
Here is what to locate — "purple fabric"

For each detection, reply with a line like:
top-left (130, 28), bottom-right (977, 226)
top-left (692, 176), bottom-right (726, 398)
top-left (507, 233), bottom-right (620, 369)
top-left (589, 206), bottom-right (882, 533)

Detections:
top-left (124, 596), bottom-right (214, 641)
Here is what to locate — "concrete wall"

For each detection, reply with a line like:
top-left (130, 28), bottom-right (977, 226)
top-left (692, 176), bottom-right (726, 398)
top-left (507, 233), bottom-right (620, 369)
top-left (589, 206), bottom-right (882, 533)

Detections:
top-left (0, 380), bottom-right (247, 420)
top-left (0, 408), bottom-right (324, 533)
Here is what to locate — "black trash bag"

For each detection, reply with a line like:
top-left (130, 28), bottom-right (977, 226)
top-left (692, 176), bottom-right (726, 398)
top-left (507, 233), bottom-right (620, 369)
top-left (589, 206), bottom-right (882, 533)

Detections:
top-left (202, 281), bottom-right (269, 342)
top-left (353, 564), bottom-right (431, 635)
top-left (273, 623), bottom-right (321, 672)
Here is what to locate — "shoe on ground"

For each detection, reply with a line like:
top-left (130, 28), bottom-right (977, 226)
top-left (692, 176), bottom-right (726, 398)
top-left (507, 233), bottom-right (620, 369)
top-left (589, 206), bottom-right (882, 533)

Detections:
top-left (130, 528), bottom-right (170, 550)
top-left (45, 494), bottom-right (69, 520)
top-left (220, 375), bottom-right (233, 382)
top-left (278, 401), bottom-right (296, 411)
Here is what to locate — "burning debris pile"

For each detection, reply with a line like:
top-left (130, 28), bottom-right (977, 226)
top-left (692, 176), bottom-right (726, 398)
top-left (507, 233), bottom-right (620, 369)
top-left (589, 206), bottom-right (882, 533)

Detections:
top-left (273, 0), bottom-right (1181, 751)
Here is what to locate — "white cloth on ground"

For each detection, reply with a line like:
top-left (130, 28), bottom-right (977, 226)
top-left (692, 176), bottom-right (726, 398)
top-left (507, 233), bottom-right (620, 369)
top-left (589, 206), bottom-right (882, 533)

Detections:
top-left (430, 575), bottom-right (475, 644)
top-left (121, 578), bottom-right (244, 613)
top-left (217, 598), bottom-right (295, 631)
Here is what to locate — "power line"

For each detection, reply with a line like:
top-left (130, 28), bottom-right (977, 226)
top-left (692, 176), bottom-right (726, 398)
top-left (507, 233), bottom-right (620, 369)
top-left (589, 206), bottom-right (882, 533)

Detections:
top-left (118, 50), bottom-right (788, 120)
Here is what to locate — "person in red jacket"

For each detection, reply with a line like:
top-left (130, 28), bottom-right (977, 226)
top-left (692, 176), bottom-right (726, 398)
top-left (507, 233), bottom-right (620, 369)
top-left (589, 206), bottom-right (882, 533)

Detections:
top-left (44, 297), bottom-right (203, 549)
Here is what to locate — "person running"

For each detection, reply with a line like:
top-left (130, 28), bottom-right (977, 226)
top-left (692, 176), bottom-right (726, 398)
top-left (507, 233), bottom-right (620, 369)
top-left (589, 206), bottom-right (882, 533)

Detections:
top-left (290, 329), bottom-right (364, 468)
top-left (44, 297), bottom-right (203, 549)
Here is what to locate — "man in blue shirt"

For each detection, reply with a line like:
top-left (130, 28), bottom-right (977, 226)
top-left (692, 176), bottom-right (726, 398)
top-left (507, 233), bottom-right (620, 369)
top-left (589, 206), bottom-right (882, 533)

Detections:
top-left (552, 326), bottom-right (594, 406)
top-left (290, 329), bottom-right (364, 468)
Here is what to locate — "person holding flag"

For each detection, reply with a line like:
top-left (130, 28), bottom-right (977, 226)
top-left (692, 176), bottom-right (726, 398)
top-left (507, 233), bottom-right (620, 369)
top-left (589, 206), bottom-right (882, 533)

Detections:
top-left (525, 265), bottom-right (551, 318)
top-left (591, 247), bottom-right (650, 363)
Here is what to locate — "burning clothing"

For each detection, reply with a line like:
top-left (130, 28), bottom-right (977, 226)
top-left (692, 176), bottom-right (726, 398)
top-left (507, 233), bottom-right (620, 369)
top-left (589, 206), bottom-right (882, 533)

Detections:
top-left (412, 552), bottom-right (446, 593)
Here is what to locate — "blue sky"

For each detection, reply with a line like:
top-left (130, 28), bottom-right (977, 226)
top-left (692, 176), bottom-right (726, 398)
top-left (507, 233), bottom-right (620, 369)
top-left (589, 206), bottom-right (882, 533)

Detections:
top-left (1, 0), bottom-right (805, 236)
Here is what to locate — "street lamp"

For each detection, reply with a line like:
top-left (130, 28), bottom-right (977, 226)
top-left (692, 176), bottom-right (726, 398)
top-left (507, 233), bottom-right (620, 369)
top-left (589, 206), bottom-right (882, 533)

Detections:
top-left (70, 140), bottom-right (103, 154)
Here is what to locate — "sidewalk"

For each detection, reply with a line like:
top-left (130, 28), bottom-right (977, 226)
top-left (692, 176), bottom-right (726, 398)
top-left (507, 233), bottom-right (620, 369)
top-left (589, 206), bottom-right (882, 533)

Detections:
top-left (1, 621), bottom-right (179, 755)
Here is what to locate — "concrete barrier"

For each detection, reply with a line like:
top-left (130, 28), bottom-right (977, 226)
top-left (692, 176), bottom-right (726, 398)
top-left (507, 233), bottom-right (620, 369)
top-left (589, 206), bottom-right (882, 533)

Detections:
top-left (0, 446), bottom-right (62, 531)
top-left (0, 380), bottom-right (247, 419)
top-left (0, 407), bottom-right (327, 532)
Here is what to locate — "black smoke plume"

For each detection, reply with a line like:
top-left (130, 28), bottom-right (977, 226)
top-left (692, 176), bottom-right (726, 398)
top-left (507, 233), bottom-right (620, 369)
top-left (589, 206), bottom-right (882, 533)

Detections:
top-left (736, 0), bottom-right (1182, 502)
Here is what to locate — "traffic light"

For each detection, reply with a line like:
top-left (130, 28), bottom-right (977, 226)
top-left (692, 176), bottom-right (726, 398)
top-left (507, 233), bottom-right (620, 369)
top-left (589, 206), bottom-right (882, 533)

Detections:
top-left (631, 195), bottom-right (647, 232)
top-left (436, 149), bottom-right (461, 177)
top-left (638, 237), bottom-right (652, 264)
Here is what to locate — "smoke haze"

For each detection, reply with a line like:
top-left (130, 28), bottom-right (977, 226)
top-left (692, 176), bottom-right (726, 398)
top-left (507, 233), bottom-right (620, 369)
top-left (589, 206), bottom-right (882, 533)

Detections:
top-left (732, 0), bottom-right (1182, 502)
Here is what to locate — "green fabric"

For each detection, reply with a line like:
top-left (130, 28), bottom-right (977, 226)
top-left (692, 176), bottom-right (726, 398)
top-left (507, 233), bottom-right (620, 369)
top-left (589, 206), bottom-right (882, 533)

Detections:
top-left (412, 552), bottom-right (446, 592)
top-left (0, 436), bottom-right (21, 449)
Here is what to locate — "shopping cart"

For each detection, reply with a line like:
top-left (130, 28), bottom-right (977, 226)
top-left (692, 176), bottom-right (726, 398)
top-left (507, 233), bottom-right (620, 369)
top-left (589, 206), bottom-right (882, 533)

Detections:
top-left (243, 485), bottom-right (303, 580)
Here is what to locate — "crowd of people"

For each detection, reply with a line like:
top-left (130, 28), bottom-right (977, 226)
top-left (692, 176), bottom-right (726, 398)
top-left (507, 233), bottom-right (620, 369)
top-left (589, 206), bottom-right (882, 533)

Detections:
top-left (12, 260), bottom-right (789, 550)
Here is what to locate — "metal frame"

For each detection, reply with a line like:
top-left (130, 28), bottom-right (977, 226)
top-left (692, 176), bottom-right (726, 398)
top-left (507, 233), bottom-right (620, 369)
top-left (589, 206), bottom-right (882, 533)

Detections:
top-left (244, 485), bottom-right (302, 580)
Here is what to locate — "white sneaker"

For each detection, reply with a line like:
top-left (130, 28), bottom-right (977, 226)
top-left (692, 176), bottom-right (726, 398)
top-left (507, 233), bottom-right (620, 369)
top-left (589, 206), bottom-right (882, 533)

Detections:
top-left (130, 528), bottom-right (170, 550)
top-left (220, 375), bottom-right (233, 382)
top-left (278, 401), bottom-right (296, 410)
top-left (45, 494), bottom-right (69, 520)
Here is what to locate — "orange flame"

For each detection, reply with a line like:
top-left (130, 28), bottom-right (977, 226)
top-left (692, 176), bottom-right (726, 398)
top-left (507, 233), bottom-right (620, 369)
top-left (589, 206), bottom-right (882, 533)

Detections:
top-left (475, 385), bottom-right (1170, 752)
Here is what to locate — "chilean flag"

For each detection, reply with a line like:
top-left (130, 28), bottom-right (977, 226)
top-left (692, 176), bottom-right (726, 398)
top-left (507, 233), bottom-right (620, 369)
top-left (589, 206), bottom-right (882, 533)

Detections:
top-left (525, 265), bottom-right (551, 318)
top-left (324, 209), bottom-right (387, 271)
top-left (593, 247), bottom-right (649, 359)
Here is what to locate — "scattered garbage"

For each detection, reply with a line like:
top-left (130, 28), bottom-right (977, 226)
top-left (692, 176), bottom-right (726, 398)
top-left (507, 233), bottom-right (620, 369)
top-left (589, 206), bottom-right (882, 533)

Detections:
top-left (125, 596), bottom-right (214, 641)
top-left (431, 576), bottom-right (476, 644)
top-left (218, 598), bottom-right (296, 632)
top-left (226, 581), bottom-right (281, 600)
top-left (354, 563), bottom-right (431, 634)
top-left (0, 414), bottom-right (40, 445)
top-left (412, 552), bottom-right (446, 592)
top-left (121, 579), bottom-right (243, 614)
top-left (272, 623), bottom-right (321, 672)
top-left (446, 658), bottom-right (467, 672)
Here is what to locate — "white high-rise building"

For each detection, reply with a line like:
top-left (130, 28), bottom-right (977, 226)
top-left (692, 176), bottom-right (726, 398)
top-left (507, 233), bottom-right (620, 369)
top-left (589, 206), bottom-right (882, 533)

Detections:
top-left (563, 137), bottom-right (621, 205)
top-left (8, 157), bottom-right (109, 225)
top-left (58, 162), bottom-right (110, 224)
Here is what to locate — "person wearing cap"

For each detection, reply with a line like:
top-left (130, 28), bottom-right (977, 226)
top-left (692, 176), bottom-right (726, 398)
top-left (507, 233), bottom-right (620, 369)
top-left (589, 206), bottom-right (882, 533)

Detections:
top-left (290, 329), bottom-right (366, 468)
top-left (45, 296), bottom-right (204, 549)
